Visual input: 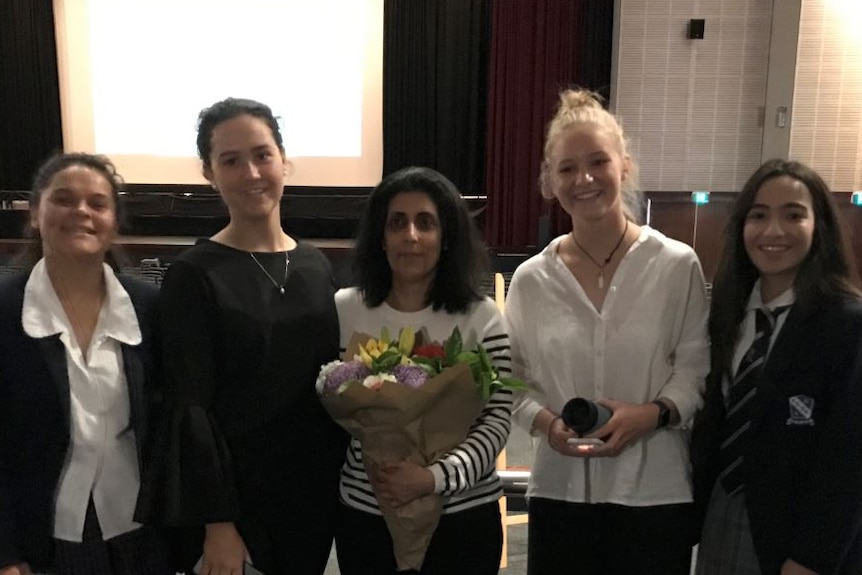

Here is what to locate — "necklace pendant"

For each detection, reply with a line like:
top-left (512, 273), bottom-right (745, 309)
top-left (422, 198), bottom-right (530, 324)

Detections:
top-left (598, 272), bottom-right (604, 290)
top-left (279, 287), bottom-right (285, 295)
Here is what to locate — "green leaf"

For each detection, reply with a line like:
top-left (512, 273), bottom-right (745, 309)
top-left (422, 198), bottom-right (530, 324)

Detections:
top-left (411, 357), bottom-right (441, 375)
top-left (481, 376), bottom-right (492, 400)
top-left (444, 326), bottom-right (463, 366)
top-left (498, 376), bottom-right (529, 391)
top-left (376, 351), bottom-right (402, 372)
top-left (470, 361), bottom-right (483, 384)
top-left (477, 345), bottom-right (495, 378)
top-left (380, 326), bottom-right (391, 344)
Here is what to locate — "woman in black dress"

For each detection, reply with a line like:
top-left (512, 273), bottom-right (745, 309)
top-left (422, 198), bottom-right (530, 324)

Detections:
top-left (139, 98), bottom-right (347, 575)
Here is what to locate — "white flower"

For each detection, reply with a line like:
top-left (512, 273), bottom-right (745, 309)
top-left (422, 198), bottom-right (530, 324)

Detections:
top-left (362, 373), bottom-right (396, 390)
top-left (315, 360), bottom-right (343, 393)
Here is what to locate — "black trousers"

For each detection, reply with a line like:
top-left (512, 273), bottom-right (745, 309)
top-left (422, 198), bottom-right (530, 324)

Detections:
top-left (335, 501), bottom-right (503, 575)
top-left (235, 514), bottom-right (335, 575)
top-left (527, 497), bottom-right (693, 575)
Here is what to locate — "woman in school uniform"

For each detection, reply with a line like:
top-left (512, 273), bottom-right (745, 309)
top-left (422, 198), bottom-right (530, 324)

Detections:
top-left (0, 152), bottom-right (170, 575)
top-left (692, 159), bottom-right (862, 575)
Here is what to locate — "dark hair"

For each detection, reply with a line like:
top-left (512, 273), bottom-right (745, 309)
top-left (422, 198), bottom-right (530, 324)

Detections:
top-left (709, 158), bottom-right (860, 381)
top-left (196, 98), bottom-right (284, 169)
top-left (17, 152), bottom-right (127, 269)
top-left (353, 166), bottom-right (489, 313)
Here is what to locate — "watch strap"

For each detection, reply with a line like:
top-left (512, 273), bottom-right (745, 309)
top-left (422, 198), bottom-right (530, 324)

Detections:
top-left (652, 399), bottom-right (670, 429)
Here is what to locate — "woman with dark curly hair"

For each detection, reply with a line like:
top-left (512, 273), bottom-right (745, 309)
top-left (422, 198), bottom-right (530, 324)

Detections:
top-left (0, 153), bottom-right (170, 575)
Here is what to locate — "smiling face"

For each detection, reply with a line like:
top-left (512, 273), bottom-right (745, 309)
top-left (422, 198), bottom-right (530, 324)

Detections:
top-left (743, 175), bottom-right (815, 299)
top-left (383, 191), bottom-right (442, 292)
top-left (203, 114), bottom-right (286, 222)
top-left (31, 165), bottom-right (118, 261)
top-left (548, 124), bottom-right (629, 223)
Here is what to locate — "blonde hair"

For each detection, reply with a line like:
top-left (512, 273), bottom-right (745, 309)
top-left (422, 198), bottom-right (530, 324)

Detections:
top-left (540, 89), bottom-right (642, 222)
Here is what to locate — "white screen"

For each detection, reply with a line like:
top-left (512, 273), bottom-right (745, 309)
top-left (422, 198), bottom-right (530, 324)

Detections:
top-left (54, 0), bottom-right (383, 186)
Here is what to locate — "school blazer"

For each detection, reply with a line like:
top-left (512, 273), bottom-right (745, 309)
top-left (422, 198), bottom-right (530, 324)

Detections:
top-left (0, 272), bottom-right (162, 571)
top-left (691, 295), bottom-right (862, 575)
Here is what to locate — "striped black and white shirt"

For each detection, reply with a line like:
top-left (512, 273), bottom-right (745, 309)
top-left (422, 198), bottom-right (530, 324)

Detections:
top-left (334, 287), bottom-right (513, 515)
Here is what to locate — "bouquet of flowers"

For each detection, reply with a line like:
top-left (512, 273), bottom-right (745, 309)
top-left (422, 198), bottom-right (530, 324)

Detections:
top-left (316, 325), bottom-right (524, 570)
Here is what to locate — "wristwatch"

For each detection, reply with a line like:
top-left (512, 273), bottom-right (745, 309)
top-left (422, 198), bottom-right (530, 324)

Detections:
top-left (652, 399), bottom-right (670, 429)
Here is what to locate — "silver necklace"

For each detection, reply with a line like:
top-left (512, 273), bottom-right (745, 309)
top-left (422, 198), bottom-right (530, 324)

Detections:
top-left (249, 252), bottom-right (290, 294)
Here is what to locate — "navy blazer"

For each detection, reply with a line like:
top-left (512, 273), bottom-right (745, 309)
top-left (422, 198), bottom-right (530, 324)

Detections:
top-left (692, 295), bottom-right (862, 574)
top-left (0, 271), bottom-right (162, 571)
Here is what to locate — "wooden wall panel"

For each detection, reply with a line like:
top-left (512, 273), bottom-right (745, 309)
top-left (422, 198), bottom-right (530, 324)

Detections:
top-left (646, 191), bottom-right (862, 285)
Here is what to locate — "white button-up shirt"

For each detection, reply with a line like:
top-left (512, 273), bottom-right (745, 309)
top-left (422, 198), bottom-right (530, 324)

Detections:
top-left (507, 226), bottom-right (710, 506)
top-left (22, 259), bottom-right (143, 542)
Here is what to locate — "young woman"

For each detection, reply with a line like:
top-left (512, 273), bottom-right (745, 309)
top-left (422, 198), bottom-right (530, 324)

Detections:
top-left (691, 159), bottom-right (862, 575)
top-left (506, 89), bottom-right (710, 575)
top-left (0, 153), bottom-right (170, 575)
top-left (137, 98), bottom-right (347, 575)
top-left (333, 166), bottom-right (512, 575)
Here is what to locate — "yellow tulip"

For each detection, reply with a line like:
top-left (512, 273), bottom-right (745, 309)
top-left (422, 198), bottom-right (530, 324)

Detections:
top-left (366, 339), bottom-right (378, 354)
top-left (398, 326), bottom-right (415, 355)
top-left (358, 343), bottom-right (373, 368)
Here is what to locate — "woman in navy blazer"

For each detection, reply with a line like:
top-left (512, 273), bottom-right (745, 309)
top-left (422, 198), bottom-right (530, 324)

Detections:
top-left (0, 153), bottom-right (171, 575)
top-left (691, 159), bottom-right (862, 575)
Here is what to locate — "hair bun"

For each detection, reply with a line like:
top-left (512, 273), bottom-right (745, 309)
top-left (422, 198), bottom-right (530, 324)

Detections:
top-left (559, 89), bottom-right (604, 112)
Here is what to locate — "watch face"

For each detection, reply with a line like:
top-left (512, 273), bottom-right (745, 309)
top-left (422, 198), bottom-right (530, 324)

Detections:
top-left (660, 407), bottom-right (670, 426)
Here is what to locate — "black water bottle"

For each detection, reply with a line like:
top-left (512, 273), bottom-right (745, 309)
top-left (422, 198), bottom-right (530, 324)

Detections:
top-left (561, 398), bottom-right (612, 436)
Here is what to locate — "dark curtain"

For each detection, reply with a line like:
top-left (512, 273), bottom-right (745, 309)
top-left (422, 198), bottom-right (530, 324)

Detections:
top-left (549, 0), bottom-right (615, 236)
top-left (0, 0), bottom-right (63, 190)
top-left (382, 0), bottom-right (490, 195)
top-left (484, 0), bottom-right (613, 248)
top-left (573, 0), bottom-right (614, 102)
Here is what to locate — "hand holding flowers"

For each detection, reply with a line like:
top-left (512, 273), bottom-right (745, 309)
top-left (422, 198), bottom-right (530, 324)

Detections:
top-left (370, 460), bottom-right (435, 509)
top-left (315, 324), bottom-right (522, 570)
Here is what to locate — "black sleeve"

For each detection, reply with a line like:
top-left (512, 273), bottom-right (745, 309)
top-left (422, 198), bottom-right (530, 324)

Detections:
top-left (0, 462), bottom-right (22, 568)
top-left (790, 308), bottom-right (862, 572)
top-left (136, 260), bottom-right (240, 526)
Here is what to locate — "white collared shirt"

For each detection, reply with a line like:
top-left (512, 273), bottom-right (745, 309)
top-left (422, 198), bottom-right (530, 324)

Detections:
top-left (723, 281), bottom-right (795, 398)
top-left (507, 226), bottom-right (710, 506)
top-left (22, 259), bottom-right (143, 542)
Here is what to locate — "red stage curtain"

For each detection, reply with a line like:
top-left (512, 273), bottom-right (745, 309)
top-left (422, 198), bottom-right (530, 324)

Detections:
top-left (484, 0), bottom-right (612, 248)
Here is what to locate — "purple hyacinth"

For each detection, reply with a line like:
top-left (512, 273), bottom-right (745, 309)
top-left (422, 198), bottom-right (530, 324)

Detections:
top-left (324, 361), bottom-right (372, 395)
top-left (391, 364), bottom-right (429, 389)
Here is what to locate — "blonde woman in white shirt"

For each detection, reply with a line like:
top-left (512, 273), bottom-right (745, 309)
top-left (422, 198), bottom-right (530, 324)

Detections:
top-left (506, 90), bottom-right (709, 575)
top-left (0, 153), bottom-right (171, 575)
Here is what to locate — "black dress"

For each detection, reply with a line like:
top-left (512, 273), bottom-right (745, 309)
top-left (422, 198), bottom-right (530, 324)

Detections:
top-left (137, 240), bottom-right (347, 574)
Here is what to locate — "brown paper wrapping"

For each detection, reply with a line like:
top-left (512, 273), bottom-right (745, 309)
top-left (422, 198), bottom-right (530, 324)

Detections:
top-left (319, 332), bottom-right (485, 571)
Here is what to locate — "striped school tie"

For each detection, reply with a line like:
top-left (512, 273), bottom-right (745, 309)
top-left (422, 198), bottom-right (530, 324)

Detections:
top-left (718, 305), bottom-right (791, 495)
